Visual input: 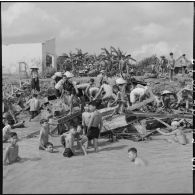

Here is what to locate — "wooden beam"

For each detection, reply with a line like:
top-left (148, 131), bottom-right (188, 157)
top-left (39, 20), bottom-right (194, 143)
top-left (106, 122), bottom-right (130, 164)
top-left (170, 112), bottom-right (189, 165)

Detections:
top-left (125, 112), bottom-right (193, 119)
top-left (126, 97), bottom-right (155, 111)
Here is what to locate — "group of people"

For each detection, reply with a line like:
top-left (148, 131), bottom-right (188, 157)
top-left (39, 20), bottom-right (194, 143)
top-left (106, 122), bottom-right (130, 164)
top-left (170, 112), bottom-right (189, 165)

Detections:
top-left (3, 62), bottom-right (191, 166)
top-left (159, 52), bottom-right (189, 81)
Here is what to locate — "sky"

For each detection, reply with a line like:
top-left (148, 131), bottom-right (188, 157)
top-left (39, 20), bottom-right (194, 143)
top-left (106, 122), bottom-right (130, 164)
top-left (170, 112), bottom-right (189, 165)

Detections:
top-left (1, 2), bottom-right (194, 60)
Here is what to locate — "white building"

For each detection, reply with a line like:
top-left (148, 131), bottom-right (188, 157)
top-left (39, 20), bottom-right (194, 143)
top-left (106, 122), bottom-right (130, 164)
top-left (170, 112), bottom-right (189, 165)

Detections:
top-left (2, 38), bottom-right (56, 75)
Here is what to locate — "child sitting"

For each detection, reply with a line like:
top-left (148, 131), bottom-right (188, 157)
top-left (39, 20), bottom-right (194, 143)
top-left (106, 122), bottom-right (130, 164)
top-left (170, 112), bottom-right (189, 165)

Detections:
top-left (39, 119), bottom-right (54, 151)
top-left (4, 132), bottom-right (21, 165)
top-left (128, 147), bottom-right (146, 166)
top-left (156, 120), bottom-right (188, 145)
top-left (3, 118), bottom-right (12, 143)
top-left (45, 142), bottom-right (54, 153)
top-left (61, 121), bottom-right (77, 158)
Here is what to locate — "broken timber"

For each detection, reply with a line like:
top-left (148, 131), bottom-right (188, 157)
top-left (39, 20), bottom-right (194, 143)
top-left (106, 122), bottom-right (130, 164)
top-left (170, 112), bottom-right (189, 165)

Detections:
top-left (54, 110), bottom-right (82, 124)
top-left (126, 97), bottom-right (155, 111)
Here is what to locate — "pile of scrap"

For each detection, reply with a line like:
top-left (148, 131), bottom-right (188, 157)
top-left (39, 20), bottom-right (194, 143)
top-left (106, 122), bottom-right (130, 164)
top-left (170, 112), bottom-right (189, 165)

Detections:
top-left (99, 88), bottom-right (193, 141)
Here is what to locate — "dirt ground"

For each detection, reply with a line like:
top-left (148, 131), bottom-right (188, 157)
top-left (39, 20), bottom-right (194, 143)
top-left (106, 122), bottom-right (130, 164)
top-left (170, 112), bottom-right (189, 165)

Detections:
top-left (3, 133), bottom-right (193, 194)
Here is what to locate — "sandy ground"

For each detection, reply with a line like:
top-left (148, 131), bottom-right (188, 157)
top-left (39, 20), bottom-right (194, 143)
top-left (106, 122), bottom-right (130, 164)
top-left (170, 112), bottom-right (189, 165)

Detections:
top-left (3, 133), bottom-right (193, 194)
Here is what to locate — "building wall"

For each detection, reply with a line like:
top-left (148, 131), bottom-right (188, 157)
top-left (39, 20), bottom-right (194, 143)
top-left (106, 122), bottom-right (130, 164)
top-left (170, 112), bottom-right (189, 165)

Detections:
top-left (2, 38), bottom-right (56, 76)
top-left (42, 38), bottom-right (56, 73)
top-left (2, 43), bottom-right (42, 75)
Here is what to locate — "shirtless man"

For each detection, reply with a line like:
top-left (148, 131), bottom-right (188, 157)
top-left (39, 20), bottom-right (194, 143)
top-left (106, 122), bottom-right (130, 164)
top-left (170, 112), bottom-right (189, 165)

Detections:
top-left (128, 147), bottom-right (147, 166)
top-left (94, 81), bottom-right (116, 102)
top-left (87, 101), bottom-right (103, 152)
top-left (85, 78), bottom-right (99, 101)
top-left (61, 122), bottom-right (77, 157)
top-left (39, 119), bottom-right (53, 151)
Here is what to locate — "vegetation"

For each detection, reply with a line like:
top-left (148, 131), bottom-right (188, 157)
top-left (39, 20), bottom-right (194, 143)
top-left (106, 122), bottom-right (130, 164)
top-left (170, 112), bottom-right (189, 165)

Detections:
top-left (56, 46), bottom-right (137, 77)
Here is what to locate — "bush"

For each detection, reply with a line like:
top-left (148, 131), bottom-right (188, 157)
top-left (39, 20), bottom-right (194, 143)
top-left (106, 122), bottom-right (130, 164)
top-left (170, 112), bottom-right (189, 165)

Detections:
top-left (43, 67), bottom-right (57, 78)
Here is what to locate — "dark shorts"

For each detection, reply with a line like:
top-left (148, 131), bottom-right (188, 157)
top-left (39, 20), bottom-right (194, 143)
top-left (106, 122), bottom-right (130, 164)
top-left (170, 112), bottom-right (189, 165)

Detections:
top-left (77, 89), bottom-right (84, 97)
top-left (30, 111), bottom-right (39, 119)
top-left (31, 78), bottom-right (40, 91)
top-left (55, 89), bottom-right (61, 97)
top-left (63, 148), bottom-right (74, 158)
top-left (87, 126), bottom-right (100, 140)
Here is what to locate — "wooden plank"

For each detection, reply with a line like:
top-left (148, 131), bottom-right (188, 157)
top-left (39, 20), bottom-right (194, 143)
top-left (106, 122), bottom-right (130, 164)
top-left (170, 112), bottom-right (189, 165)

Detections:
top-left (126, 97), bottom-right (155, 111)
top-left (152, 117), bottom-right (173, 129)
top-left (55, 111), bottom-right (82, 124)
top-left (125, 112), bottom-right (193, 119)
top-left (99, 106), bottom-right (118, 117)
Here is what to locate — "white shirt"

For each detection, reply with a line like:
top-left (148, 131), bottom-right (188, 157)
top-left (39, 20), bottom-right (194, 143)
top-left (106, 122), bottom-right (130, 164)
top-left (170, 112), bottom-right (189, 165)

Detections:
top-left (27, 98), bottom-right (40, 111)
top-left (130, 87), bottom-right (147, 103)
top-left (55, 79), bottom-right (64, 91)
top-left (3, 124), bottom-right (11, 141)
top-left (101, 84), bottom-right (113, 96)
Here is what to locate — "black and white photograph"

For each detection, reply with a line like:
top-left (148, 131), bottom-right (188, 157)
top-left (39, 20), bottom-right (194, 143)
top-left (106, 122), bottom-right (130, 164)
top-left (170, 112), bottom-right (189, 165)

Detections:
top-left (2, 1), bottom-right (194, 194)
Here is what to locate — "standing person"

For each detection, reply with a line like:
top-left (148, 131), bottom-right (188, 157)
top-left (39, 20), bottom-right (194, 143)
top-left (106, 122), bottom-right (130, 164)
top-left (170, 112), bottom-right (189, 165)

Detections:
top-left (30, 66), bottom-right (40, 93)
top-left (82, 104), bottom-right (92, 135)
top-left (160, 56), bottom-right (167, 76)
top-left (181, 54), bottom-right (187, 75)
top-left (87, 101), bottom-right (103, 152)
top-left (168, 52), bottom-right (175, 82)
top-left (39, 119), bottom-right (53, 151)
top-left (26, 93), bottom-right (40, 122)
top-left (97, 70), bottom-right (107, 87)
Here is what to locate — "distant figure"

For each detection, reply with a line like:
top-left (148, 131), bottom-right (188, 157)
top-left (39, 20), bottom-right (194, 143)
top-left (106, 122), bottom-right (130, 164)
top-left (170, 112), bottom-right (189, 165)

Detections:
top-left (39, 119), bottom-right (54, 151)
top-left (4, 132), bottom-right (21, 165)
top-left (181, 54), bottom-right (187, 75)
top-left (176, 85), bottom-right (192, 112)
top-left (160, 56), bottom-right (167, 75)
top-left (27, 93), bottom-right (40, 122)
top-left (168, 52), bottom-right (175, 82)
top-left (97, 70), bottom-right (107, 87)
top-left (30, 66), bottom-right (40, 92)
top-left (128, 147), bottom-right (146, 166)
